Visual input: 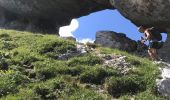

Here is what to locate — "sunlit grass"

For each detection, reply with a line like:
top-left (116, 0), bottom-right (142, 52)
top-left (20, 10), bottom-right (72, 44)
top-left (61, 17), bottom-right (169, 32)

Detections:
top-left (0, 29), bottom-right (164, 99)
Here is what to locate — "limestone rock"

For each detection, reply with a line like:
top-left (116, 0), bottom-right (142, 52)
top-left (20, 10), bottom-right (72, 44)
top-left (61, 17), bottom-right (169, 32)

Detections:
top-left (159, 33), bottom-right (170, 62)
top-left (103, 55), bottom-right (131, 74)
top-left (1, 0), bottom-right (170, 33)
top-left (95, 31), bottom-right (137, 52)
top-left (133, 40), bottom-right (148, 57)
top-left (155, 61), bottom-right (170, 97)
top-left (0, 0), bottom-right (113, 33)
top-left (110, 0), bottom-right (170, 32)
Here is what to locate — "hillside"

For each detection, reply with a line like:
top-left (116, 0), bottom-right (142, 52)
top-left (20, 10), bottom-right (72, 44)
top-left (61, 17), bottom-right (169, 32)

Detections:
top-left (0, 29), bottom-right (165, 100)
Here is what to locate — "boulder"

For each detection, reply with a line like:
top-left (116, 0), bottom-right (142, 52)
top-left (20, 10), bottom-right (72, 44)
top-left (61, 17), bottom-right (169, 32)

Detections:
top-left (95, 31), bottom-right (137, 52)
top-left (156, 61), bottom-right (170, 97)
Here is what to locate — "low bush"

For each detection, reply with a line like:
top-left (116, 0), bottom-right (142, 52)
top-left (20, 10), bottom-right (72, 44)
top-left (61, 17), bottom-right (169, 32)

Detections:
top-left (11, 48), bottom-right (42, 66)
top-left (69, 88), bottom-right (106, 100)
top-left (67, 54), bottom-right (103, 67)
top-left (0, 33), bottom-right (12, 41)
top-left (33, 77), bottom-right (77, 99)
top-left (105, 75), bottom-right (146, 98)
top-left (0, 72), bottom-right (29, 97)
top-left (2, 41), bottom-right (17, 50)
top-left (34, 61), bottom-right (68, 79)
top-left (80, 66), bottom-right (108, 84)
top-left (135, 90), bottom-right (164, 100)
top-left (39, 39), bottom-right (76, 56)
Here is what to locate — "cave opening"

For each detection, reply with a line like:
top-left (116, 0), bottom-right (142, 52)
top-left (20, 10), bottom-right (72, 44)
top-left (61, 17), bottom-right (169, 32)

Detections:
top-left (59, 10), bottom-right (167, 43)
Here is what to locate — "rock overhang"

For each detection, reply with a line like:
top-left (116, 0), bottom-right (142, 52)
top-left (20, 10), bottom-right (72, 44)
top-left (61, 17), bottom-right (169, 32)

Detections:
top-left (1, 0), bottom-right (170, 33)
top-left (110, 0), bottom-right (170, 33)
top-left (0, 0), bottom-right (114, 33)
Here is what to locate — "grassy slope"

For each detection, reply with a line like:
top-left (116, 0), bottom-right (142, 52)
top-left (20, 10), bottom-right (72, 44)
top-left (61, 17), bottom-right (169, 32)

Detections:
top-left (0, 29), bottom-right (165, 100)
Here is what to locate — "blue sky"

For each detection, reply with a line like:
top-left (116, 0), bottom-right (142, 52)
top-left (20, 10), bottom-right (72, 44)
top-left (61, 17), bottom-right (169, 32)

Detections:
top-left (73, 10), bottom-right (142, 41)
top-left (59, 10), bottom-right (166, 43)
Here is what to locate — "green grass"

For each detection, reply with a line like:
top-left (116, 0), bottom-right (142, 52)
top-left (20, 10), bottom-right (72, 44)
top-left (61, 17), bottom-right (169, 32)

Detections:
top-left (0, 29), bottom-right (164, 99)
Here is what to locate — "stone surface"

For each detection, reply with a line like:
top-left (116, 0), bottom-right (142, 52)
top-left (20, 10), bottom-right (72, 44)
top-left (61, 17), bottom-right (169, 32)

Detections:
top-left (95, 31), bottom-right (137, 52)
top-left (110, 0), bottom-right (170, 32)
top-left (95, 51), bottom-right (133, 75)
top-left (159, 33), bottom-right (170, 62)
top-left (103, 55), bottom-right (131, 74)
top-left (155, 61), bottom-right (170, 97)
top-left (1, 0), bottom-right (170, 33)
top-left (56, 43), bottom-right (88, 60)
top-left (133, 40), bottom-right (148, 57)
top-left (0, 0), bottom-right (113, 33)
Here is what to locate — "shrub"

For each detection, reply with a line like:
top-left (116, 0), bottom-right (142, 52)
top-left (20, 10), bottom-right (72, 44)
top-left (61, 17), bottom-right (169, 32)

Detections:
top-left (1, 41), bottom-right (17, 50)
top-left (33, 77), bottom-right (77, 99)
top-left (55, 66), bottom-right (86, 76)
top-left (67, 54), bottom-right (103, 67)
top-left (135, 90), bottom-right (164, 100)
top-left (11, 48), bottom-right (41, 66)
top-left (34, 61), bottom-right (68, 80)
top-left (39, 39), bottom-right (76, 55)
top-left (35, 60), bottom-right (86, 80)
top-left (105, 75), bottom-right (146, 98)
top-left (0, 72), bottom-right (29, 97)
top-left (0, 33), bottom-right (12, 41)
top-left (127, 57), bottom-right (141, 66)
top-left (3, 88), bottom-right (38, 100)
top-left (69, 88), bottom-right (106, 100)
top-left (80, 66), bottom-right (108, 84)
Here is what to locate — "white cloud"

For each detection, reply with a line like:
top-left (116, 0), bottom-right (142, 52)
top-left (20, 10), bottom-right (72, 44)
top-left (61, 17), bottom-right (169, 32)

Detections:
top-left (78, 38), bottom-right (94, 44)
top-left (59, 19), bottom-right (94, 44)
top-left (59, 19), bottom-right (79, 37)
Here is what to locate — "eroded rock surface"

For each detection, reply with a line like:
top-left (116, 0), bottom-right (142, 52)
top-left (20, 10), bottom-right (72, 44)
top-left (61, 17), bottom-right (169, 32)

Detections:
top-left (111, 0), bottom-right (170, 32)
top-left (155, 61), bottom-right (170, 97)
top-left (95, 31), bottom-right (137, 52)
top-left (0, 0), bottom-right (113, 33)
top-left (110, 0), bottom-right (170, 62)
top-left (159, 33), bottom-right (170, 62)
top-left (1, 0), bottom-right (170, 33)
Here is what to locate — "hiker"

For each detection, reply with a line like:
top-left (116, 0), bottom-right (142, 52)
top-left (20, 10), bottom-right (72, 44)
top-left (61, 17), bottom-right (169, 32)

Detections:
top-left (138, 26), bottom-right (164, 60)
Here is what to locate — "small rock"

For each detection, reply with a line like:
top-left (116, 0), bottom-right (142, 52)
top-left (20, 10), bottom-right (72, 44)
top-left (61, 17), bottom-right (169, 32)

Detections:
top-left (102, 54), bottom-right (131, 74)
top-left (76, 43), bottom-right (87, 54)
top-left (61, 36), bottom-right (76, 41)
top-left (157, 79), bottom-right (170, 96)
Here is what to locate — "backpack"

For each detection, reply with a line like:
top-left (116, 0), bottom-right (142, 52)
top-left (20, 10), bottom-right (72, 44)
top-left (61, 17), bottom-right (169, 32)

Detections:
top-left (148, 27), bottom-right (162, 41)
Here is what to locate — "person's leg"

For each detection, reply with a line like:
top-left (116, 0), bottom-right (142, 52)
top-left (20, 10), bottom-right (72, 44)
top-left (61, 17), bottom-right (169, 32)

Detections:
top-left (149, 48), bottom-right (160, 60)
top-left (152, 41), bottom-right (160, 60)
top-left (148, 48), bottom-right (155, 60)
top-left (148, 41), bottom-right (160, 60)
top-left (152, 48), bottom-right (159, 60)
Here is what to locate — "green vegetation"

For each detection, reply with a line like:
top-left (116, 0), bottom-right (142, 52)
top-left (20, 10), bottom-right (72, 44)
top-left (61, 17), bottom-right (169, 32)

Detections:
top-left (0, 29), bottom-right (165, 99)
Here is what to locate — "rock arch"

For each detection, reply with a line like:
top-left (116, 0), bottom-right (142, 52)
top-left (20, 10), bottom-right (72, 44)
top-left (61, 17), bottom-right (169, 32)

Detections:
top-left (0, 0), bottom-right (113, 33)
top-left (0, 0), bottom-right (170, 61)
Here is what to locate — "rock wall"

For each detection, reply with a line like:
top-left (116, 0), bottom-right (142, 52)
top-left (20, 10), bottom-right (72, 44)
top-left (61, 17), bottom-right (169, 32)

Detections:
top-left (0, 0), bottom-right (113, 33)
top-left (159, 31), bottom-right (170, 62)
top-left (110, 0), bottom-right (170, 32)
top-left (1, 0), bottom-right (170, 33)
